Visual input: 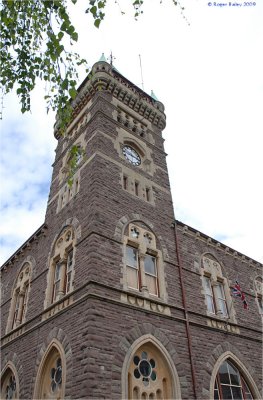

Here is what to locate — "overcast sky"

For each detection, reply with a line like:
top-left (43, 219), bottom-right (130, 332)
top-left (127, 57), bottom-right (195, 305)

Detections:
top-left (0, 0), bottom-right (262, 265)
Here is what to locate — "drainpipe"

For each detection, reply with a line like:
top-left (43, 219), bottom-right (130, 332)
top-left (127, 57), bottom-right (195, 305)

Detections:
top-left (172, 220), bottom-right (198, 399)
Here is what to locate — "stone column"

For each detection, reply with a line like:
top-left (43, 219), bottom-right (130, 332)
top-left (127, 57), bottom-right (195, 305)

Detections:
top-left (211, 280), bottom-right (223, 316)
top-left (139, 253), bottom-right (149, 297)
top-left (16, 290), bottom-right (25, 325)
top-left (58, 258), bottom-right (67, 299)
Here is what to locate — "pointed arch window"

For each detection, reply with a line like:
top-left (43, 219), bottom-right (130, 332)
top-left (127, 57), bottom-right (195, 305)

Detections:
top-left (124, 224), bottom-right (166, 299)
top-left (34, 345), bottom-right (65, 399)
top-left (47, 227), bottom-right (75, 306)
top-left (214, 359), bottom-right (254, 399)
top-left (127, 342), bottom-right (174, 400)
top-left (1, 367), bottom-right (18, 400)
top-left (7, 262), bottom-right (31, 332)
top-left (201, 255), bottom-right (232, 319)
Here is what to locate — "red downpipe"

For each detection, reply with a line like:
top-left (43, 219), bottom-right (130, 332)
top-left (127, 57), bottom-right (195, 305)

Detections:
top-left (173, 220), bottom-right (198, 399)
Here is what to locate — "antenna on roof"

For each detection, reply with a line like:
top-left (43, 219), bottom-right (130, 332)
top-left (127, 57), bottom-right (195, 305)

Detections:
top-left (109, 51), bottom-right (116, 66)
top-left (139, 54), bottom-right (144, 91)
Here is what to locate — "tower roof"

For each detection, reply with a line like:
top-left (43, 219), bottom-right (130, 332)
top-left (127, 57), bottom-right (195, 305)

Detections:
top-left (99, 53), bottom-right (107, 62)
top-left (151, 90), bottom-right (159, 101)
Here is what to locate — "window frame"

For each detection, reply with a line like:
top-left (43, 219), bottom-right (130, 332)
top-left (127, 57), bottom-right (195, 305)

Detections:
top-left (124, 224), bottom-right (164, 299)
top-left (203, 275), bottom-right (229, 317)
top-left (216, 280), bottom-right (229, 317)
top-left (52, 260), bottom-right (62, 303)
top-left (7, 262), bottom-right (31, 333)
top-left (201, 255), bottom-right (232, 321)
top-left (46, 227), bottom-right (76, 308)
top-left (214, 360), bottom-right (254, 400)
top-left (144, 253), bottom-right (159, 296)
top-left (126, 245), bottom-right (140, 291)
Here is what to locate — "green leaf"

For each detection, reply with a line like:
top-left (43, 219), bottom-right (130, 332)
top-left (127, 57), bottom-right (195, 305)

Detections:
top-left (69, 87), bottom-right (77, 99)
top-left (71, 32), bottom-right (78, 41)
top-left (58, 31), bottom-right (64, 41)
top-left (90, 6), bottom-right (97, 15)
top-left (94, 18), bottom-right (101, 28)
top-left (61, 79), bottom-right (69, 90)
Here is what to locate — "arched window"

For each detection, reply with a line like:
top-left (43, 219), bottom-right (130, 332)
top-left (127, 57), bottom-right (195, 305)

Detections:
top-left (127, 342), bottom-right (174, 399)
top-left (123, 223), bottom-right (166, 299)
top-left (46, 227), bottom-right (75, 306)
top-left (34, 344), bottom-right (65, 399)
top-left (201, 255), bottom-right (232, 319)
top-left (7, 262), bottom-right (31, 332)
top-left (214, 359), bottom-right (253, 399)
top-left (1, 365), bottom-right (18, 399)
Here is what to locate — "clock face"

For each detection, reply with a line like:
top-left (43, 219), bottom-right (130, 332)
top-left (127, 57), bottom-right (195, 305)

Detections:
top-left (122, 145), bottom-right (141, 166)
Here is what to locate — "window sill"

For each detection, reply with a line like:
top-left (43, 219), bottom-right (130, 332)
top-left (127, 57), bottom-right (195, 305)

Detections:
top-left (121, 292), bottom-right (171, 316)
top-left (206, 315), bottom-right (240, 334)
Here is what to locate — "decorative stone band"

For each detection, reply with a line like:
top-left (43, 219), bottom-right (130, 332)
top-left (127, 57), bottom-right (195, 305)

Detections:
top-left (1, 326), bottom-right (25, 346)
top-left (207, 317), bottom-right (240, 334)
top-left (121, 293), bottom-right (171, 316)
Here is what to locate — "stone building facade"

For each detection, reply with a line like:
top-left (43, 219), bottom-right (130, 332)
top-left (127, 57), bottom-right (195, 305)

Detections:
top-left (1, 59), bottom-right (262, 400)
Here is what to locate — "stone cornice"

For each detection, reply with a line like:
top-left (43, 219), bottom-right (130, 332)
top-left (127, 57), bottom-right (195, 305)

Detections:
top-left (175, 219), bottom-right (262, 268)
top-left (54, 60), bottom-right (166, 138)
top-left (0, 223), bottom-right (47, 271)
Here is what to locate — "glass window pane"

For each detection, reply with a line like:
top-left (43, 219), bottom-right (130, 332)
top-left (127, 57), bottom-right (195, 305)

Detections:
top-left (228, 362), bottom-right (240, 386)
top-left (53, 282), bottom-right (60, 301)
top-left (206, 294), bottom-right (215, 313)
top-left (67, 251), bottom-right (73, 271)
top-left (146, 275), bottom-right (157, 295)
top-left (258, 297), bottom-right (263, 313)
top-left (217, 283), bottom-right (225, 299)
top-left (218, 298), bottom-right (228, 317)
top-left (126, 247), bottom-right (138, 268)
top-left (204, 277), bottom-right (213, 295)
top-left (221, 385), bottom-right (233, 399)
top-left (219, 362), bottom-right (230, 384)
top-left (144, 255), bottom-right (156, 276)
top-left (127, 266), bottom-right (138, 289)
top-left (55, 263), bottom-right (61, 280)
top-left (66, 271), bottom-right (72, 293)
top-left (231, 385), bottom-right (243, 400)
top-left (214, 388), bottom-right (219, 400)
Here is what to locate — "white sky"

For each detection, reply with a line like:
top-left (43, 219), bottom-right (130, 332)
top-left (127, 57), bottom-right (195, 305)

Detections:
top-left (0, 0), bottom-right (262, 265)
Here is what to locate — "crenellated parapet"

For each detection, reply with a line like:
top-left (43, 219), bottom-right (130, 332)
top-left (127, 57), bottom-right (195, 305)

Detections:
top-left (54, 60), bottom-right (166, 138)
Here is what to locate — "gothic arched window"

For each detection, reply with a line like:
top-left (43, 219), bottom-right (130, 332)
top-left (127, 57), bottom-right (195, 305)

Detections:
top-left (34, 344), bottom-right (65, 399)
top-left (214, 359), bottom-right (253, 400)
top-left (127, 342), bottom-right (174, 400)
top-left (47, 227), bottom-right (75, 306)
top-left (7, 262), bottom-right (31, 332)
top-left (1, 365), bottom-right (18, 399)
top-left (201, 255), bottom-right (232, 319)
top-left (124, 224), bottom-right (166, 299)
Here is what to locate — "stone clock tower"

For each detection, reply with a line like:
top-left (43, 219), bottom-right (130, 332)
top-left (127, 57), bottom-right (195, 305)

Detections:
top-left (43, 58), bottom-right (184, 398)
top-left (46, 57), bottom-right (179, 309)
top-left (1, 57), bottom-right (262, 400)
